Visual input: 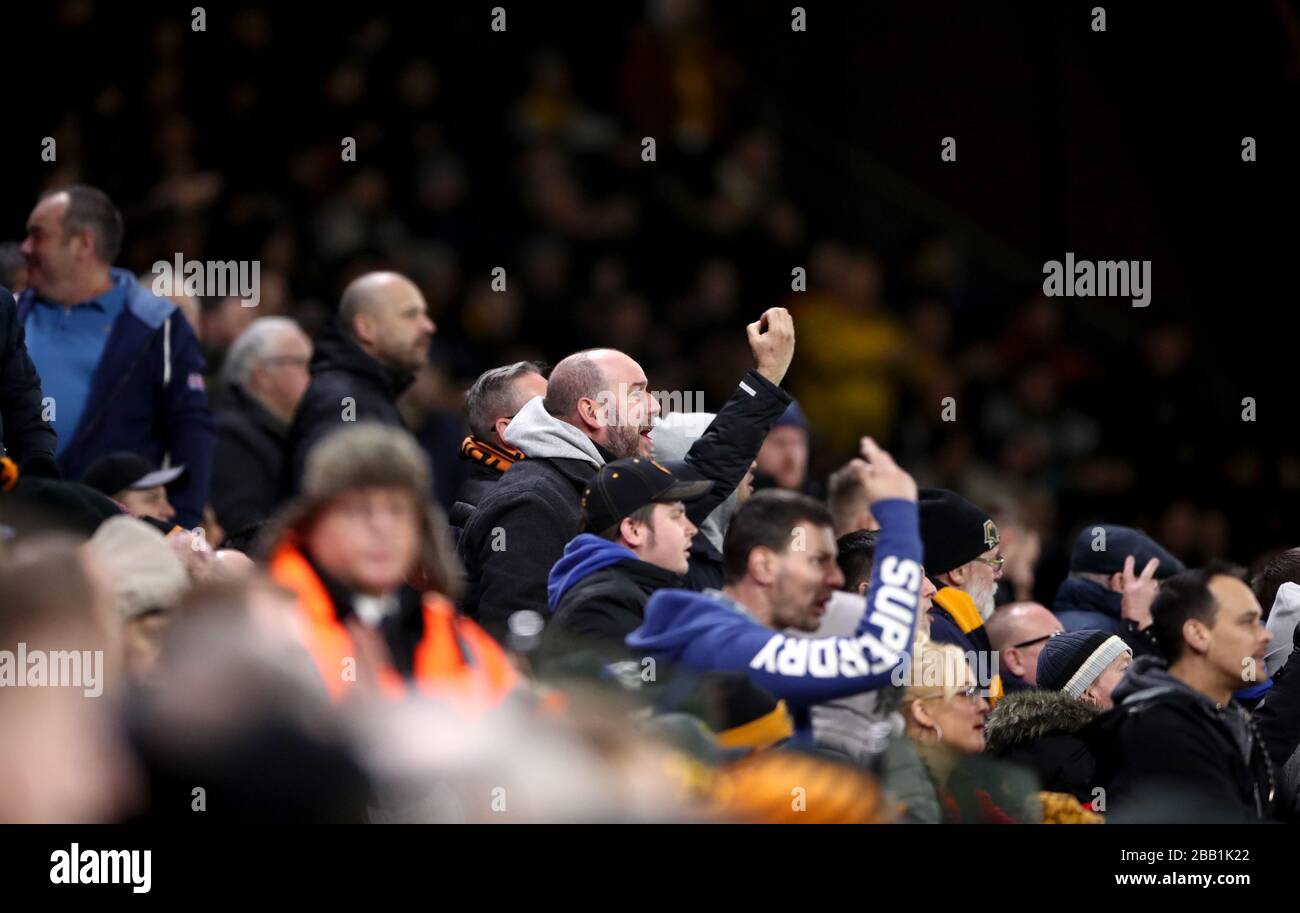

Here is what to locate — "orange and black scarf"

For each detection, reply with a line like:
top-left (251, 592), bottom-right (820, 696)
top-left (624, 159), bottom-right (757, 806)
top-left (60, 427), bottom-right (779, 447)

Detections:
top-left (459, 436), bottom-right (525, 474)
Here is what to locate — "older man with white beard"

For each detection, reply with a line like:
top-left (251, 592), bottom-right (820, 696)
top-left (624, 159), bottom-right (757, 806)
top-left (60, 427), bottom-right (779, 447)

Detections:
top-left (918, 488), bottom-right (1006, 702)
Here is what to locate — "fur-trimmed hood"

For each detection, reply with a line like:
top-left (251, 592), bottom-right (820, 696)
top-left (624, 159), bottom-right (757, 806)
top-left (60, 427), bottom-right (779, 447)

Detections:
top-left (983, 689), bottom-right (1100, 754)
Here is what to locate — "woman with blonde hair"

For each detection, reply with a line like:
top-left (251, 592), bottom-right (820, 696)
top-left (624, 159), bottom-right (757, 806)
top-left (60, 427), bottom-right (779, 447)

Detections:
top-left (880, 635), bottom-right (1004, 822)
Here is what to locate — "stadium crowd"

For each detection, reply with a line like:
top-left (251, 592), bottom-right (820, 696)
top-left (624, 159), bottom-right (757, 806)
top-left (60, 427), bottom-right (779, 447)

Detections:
top-left (2, 181), bottom-right (1300, 823)
top-left (2, 4), bottom-right (1298, 825)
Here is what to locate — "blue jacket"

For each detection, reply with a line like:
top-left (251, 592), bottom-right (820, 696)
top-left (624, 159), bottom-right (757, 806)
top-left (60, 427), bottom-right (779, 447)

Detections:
top-left (18, 269), bottom-right (214, 527)
top-left (547, 533), bottom-right (638, 609)
top-left (627, 498), bottom-right (922, 728)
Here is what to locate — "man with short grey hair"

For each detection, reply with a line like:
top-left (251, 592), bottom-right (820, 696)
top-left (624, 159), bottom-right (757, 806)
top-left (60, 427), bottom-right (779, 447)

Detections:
top-left (212, 317), bottom-right (312, 535)
top-left (449, 361), bottom-right (548, 538)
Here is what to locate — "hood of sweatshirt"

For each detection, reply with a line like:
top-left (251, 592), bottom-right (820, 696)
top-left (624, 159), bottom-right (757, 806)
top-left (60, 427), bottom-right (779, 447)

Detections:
top-left (1111, 654), bottom-right (1254, 758)
top-left (1266, 581), bottom-right (1300, 678)
top-left (547, 533), bottom-right (639, 609)
top-left (627, 588), bottom-right (750, 661)
top-left (503, 395), bottom-right (604, 467)
top-left (650, 411), bottom-right (736, 553)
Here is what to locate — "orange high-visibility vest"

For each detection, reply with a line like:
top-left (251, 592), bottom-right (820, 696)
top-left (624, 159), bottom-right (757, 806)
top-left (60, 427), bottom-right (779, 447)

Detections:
top-left (270, 541), bottom-right (517, 712)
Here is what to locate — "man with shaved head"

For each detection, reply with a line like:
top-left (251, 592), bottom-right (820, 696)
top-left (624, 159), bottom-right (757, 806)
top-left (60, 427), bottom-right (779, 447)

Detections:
top-left (460, 308), bottom-right (796, 641)
top-left (283, 271), bottom-right (436, 495)
top-left (986, 601), bottom-right (1065, 691)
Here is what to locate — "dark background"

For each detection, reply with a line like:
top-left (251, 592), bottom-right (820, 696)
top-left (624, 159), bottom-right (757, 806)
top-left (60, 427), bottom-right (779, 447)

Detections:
top-left (3, 0), bottom-right (1297, 596)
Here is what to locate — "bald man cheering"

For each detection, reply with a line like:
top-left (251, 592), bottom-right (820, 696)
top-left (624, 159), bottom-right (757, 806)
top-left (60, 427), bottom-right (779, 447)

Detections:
top-left (282, 271), bottom-right (436, 495)
top-left (460, 308), bottom-right (796, 641)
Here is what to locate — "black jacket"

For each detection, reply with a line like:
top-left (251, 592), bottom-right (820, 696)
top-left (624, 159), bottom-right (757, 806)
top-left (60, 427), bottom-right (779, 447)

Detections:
top-left (984, 689), bottom-right (1101, 802)
top-left (459, 369), bottom-right (792, 641)
top-left (1053, 576), bottom-right (1160, 657)
top-left (449, 460), bottom-right (502, 540)
top-left (211, 384), bottom-right (290, 538)
top-left (683, 534), bottom-right (724, 592)
top-left (553, 557), bottom-right (684, 641)
top-left (283, 324), bottom-right (413, 495)
top-left (1084, 652), bottom-right (1300, 822)
top-left (0, 287), bottom-right (57, 471)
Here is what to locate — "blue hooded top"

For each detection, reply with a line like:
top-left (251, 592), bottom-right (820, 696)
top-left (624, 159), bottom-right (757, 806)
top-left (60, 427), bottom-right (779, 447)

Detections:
top-left (626, 498), bottom-right (923, 708)
top-left (547, 533), bottom-right (638, 610)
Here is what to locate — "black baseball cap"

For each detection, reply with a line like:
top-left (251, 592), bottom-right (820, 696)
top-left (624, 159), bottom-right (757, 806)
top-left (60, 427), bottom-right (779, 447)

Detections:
top-left (581, 458), bottom-right (712, 534)
top-left (82, 452), bottom-right (188, 498)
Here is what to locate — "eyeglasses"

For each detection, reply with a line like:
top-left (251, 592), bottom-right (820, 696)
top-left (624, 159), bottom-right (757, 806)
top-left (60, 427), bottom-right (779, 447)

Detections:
top-left (1011, 630), bottom-right (1064, 650)
top-left (924, 685), bottom-right (984, 704)
top-left (974, 555), bottom-right (1005, 571)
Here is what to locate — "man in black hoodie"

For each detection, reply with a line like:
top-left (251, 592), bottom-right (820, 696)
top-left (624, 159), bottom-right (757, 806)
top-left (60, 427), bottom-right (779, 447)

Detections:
top-left (1087, 564), bottom-right (1300, 821)
top-left (283, 272), bottom-right (435, 496)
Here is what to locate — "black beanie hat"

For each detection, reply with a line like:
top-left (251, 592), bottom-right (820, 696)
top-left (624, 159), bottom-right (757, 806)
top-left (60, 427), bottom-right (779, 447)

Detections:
top-left (1036, 629), bottom-right (1131, 697)
top-left (918, 488), bottom-right (999, 576)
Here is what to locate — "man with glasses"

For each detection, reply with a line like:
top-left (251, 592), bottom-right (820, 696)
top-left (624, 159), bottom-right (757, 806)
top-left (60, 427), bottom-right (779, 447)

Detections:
top-left (918, 488), bottom-right (1006, 701)
top-left (986, 602), bottom-right (1065, 691)
top-left (212, 317), bottom-right (313, 537)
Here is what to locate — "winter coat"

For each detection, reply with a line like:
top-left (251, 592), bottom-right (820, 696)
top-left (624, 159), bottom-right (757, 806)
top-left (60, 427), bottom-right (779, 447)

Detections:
top-left (282, 323), bottom-right (413, 496)
top-left (1083, 655), bottom-right (1298, 821)
top-left (459, 369), bottom-right (791, 641)
top-left (548, 533), bottom-right (685, 641)
top-left (17, 269), bottom-right (214, 527)
top-left (211, 384), bottom-right (288, 538)
top-left (0, 287), bottom-right (57, 470)
top-left (1053, 575), bottom-right (1161, 657)
top-left (984, 689), bottom-right (1101, 802)
top-left (448, 437), bottom-right (525, 542)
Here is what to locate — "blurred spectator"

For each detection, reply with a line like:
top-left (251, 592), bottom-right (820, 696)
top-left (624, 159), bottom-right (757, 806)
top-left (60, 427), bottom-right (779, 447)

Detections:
top-left (0, 286), bottom-right (58, 473)
top-left (17, 185), bottom-right (213, 527)
top-left (0, 535), bottom-right (137, 822)
top-left (649, 410), bottom-right (755, 590)
top-left (826, 458), bottom-right (878, 537)
top-left (266, 423), bottom-right (516, 710)
top-left (282, 271), bottom-right (435, 494)
top-left (86, 515), bottom-right (192, 680)
top-left (212, 317), bottom-right (312, 536)
top-left (753, 401), bottom-right (812, 495)
top-left (449, 360), bottom-right (548, 538)
top-left (0, 242), bottom-right (28, 293)
top-left (81, 451), bottom-right (186, 525)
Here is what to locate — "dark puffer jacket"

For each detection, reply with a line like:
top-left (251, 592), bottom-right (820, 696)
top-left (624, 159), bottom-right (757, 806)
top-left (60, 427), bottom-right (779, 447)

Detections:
top-left (282, 324), bottom-right (413, 497)
top-left (984, 689), bottom-right (1101, 802)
